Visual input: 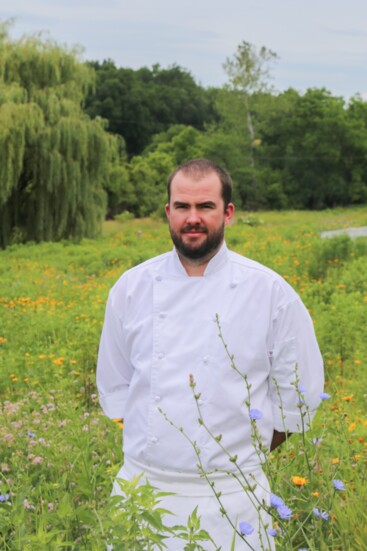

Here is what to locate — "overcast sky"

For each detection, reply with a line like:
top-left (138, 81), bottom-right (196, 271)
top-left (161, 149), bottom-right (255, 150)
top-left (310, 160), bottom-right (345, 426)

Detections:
top-left (2, 0), bottom-right (367, 100)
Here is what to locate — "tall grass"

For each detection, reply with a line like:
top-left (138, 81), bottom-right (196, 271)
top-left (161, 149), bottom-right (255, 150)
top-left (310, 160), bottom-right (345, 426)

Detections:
top-left (0, 207), bottom-right (366, 549)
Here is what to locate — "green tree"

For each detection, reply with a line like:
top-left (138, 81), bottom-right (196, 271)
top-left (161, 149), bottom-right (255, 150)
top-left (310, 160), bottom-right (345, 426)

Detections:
top-left (0, 25), bottom-right (120, 247)
top-left (85, 62), bottom-right (219, 156)
top-left (221, 40), bottom-right (278, 204)
top-left (258, 88), bottom-right (367, 209)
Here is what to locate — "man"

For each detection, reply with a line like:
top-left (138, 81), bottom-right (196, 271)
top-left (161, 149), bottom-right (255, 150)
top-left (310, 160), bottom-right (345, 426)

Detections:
top-left (97, 159), bottom-right (324, 550)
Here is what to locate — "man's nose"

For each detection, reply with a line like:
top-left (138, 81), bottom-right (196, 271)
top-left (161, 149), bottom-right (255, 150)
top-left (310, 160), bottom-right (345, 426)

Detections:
top-left (186, 209), bottom-right (201, 224)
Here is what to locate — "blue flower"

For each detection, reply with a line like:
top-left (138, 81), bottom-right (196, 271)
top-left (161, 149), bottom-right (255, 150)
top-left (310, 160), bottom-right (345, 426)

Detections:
top-left (0, 493), bottom-right (10, 502)
top-left (270, 493), bottom-right (285, 508)
top-left (333, 479), bottom-right (345, 491)
top-left (320, 392), bottom-right (330, 400)
top-left (277, 504), bottom-right (292, 520)
top-left (312, 437), bottom-right (323, 445)
top-left (313, 508), bottom-right (329, 520)
top-left (27, 431), bottom-right (36, 438)
top-left (267, 528), bottom-right (278, 537)
top-left (249, 408), bottom-right (263, 420)
top-left (239, 521), bottom-right (254, 536)
top-left (298, 385), bottom-right (307, 393)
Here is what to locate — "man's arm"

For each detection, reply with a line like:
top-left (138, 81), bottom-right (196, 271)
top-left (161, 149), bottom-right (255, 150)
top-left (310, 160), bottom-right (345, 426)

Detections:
top-left (270, 430), bottom-right (291, 451)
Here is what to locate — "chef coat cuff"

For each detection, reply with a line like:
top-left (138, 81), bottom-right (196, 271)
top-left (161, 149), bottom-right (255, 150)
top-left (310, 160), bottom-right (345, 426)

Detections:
top-left (272, 407), bottom-right (317, 434)
top-left (98, 392), bottom-right (127, 420)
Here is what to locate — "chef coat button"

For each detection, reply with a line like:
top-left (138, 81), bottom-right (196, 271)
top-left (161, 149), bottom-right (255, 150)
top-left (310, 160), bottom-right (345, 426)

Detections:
top-left (230, 281), bottom-right (238, 288)
top-left (154, 395), bottom-right (161, 402)
top-left (151, 436), bottom-right (158, 444)
top-left (158, 353), bottom-right (164, 359)
top-left (159, 312), bottom-right (166, 319)
top-left (203, 356), bottom-right (208, 364)
top-left (155, 275), bottom-right (162, 282)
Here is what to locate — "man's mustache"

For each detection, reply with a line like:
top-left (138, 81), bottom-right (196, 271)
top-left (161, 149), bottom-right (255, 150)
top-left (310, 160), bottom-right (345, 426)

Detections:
top-left (181, 226), bottom-right (208, 233)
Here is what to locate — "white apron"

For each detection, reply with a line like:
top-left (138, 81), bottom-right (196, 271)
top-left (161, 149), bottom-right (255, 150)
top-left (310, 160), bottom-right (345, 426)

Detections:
top-left (111, 456), bottom-right (276, 551)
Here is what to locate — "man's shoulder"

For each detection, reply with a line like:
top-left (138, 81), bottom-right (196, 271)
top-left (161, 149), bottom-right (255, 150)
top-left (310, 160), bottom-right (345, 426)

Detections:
top-left (110, 251), bottom-right (172, 292)
top-left (226, 248), bottom-right (299, 301)
top-left (227, 249), bottom-right (282, 280)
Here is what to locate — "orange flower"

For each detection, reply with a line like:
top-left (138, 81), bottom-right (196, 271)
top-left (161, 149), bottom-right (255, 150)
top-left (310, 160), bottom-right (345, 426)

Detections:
top-left (291, 476), bottom-right (308, 486)
top-left (332, 458), bottom-right (339, 464)
top-left (312, 491), bottom-right (319, 497)
top-left (343, 395), bottom-right (353, 402)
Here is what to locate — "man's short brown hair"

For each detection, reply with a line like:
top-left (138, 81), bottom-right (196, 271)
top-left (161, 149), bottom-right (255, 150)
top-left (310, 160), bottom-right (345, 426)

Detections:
top-left (167, 159), bottom-right (233, 209)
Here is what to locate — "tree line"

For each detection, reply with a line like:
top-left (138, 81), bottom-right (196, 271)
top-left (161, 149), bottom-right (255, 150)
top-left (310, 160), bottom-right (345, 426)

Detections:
top-left (1, 23), bottom-right (367, 247)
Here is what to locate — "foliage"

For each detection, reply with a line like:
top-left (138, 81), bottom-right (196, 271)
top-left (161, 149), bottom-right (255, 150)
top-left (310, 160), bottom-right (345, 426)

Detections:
top-left (84, 61), bottom-right (219, 157)
top-left (0, 24), bottom-right (123, 248)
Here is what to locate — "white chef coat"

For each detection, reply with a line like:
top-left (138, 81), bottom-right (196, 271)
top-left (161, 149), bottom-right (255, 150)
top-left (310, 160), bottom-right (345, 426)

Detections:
top-left (97, 242), bottom-right (324, 475)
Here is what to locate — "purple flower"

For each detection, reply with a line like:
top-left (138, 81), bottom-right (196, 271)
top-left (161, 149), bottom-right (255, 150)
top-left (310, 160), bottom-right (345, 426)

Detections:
top-left (0, 493), bottom-right (10, 502)
top-left (270, 493), bottom-right (285, 508)
top-left (277, 504), bottom-right (292, 520)
top-left (298, 385), bottom-right (307, 393)
top-left (312, 437), bottom-right (323, 445)
top-left (333, 479), bottom-right (345, 491)
top-left (267, 528), bottom-right (278, 537)
top-left (249, 408), bottom-right (263, 421)
top-left (27, 431), bottom-right (36, 438)
top-left (313, 508), bottom-right (329, 520)
top-left (239, 521), bottom-right (254, 536)
top-left (320, 392), bottom-right (330, 400)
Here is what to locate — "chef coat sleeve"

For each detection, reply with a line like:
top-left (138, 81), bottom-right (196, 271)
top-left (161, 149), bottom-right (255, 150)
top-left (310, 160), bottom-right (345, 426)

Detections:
top-left (268, 297), bottom-right (324, 433)
top-left (96, 289), bottom-right (133, 419)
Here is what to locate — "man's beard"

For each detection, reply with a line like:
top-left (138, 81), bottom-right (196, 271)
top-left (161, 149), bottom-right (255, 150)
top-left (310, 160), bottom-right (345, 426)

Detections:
top-left (169, 223), bottom-right (225, 261)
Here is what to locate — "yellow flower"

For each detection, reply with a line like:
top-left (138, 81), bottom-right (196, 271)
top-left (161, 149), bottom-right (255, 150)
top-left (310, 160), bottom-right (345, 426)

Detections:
top-left (312, 491), bottom-right (319, 497)
top-left (113, 418), bottom-right (124, 429)
top-left (348, 422), bottom-right (356, 432)
top-left (53, 357), bottom-right (64, 366)
top-left (332, 458), bottom-right (339, 464)
top-left (291, 476), bottom-right (308, 486)
top-left (354, 359), bottom-right (361, 365)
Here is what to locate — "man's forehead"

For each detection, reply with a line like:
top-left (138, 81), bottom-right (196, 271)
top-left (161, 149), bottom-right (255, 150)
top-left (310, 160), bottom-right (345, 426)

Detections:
top-left (170, 170), bottom-right (222, 195)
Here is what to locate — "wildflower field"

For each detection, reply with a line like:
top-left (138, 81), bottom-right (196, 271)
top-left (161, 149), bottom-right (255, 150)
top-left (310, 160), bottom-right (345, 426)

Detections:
top-left (1, 207), bottom-right (367, 550)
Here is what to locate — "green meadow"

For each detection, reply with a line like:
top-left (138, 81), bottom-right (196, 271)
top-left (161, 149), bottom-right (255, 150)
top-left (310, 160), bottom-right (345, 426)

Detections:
top-left (1, 207), bottom-right (367, 550)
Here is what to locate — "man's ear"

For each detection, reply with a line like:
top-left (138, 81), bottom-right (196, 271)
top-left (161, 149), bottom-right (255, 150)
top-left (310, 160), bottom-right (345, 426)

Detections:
top-left (165, 203), bottom-right (170, 219)
top-left (224, 203), bottom-right (235, 225)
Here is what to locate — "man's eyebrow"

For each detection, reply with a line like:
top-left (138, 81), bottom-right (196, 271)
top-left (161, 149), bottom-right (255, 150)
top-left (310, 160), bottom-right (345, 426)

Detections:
top-left (198, 201), bottom-right (216, 206)
top-left (172, 200), bottom-right (217, 208)
top-left (172, 201), bottom-right (189, 207)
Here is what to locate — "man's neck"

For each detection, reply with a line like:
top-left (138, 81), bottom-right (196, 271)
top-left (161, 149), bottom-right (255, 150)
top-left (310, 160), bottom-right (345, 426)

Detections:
top-left (177, 245), bottom-right (222, 276)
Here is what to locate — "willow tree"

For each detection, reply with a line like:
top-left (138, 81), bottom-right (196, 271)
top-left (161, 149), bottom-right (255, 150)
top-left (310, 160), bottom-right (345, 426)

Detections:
top-left (0, 24), bottom-right (116, 247)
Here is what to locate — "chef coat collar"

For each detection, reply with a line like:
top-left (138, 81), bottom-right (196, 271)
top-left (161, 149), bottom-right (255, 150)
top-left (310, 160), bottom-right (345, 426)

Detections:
top-left (172, 242), bottom-right (229, 277)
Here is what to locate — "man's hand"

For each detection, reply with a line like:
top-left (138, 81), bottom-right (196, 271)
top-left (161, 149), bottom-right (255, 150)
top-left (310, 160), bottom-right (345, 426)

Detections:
top-left (270, 430), bottom-right (291, 451)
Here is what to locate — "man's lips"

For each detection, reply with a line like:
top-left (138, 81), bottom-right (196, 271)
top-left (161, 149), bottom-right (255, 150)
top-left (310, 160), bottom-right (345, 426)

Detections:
top-left (182, 227), bottom-right (207, 234)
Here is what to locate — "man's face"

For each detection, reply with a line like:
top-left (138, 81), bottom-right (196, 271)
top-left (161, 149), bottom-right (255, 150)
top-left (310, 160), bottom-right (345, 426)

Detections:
top-left (165, 170), bottom-right (234, 261)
